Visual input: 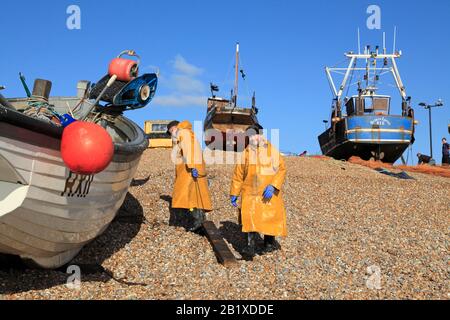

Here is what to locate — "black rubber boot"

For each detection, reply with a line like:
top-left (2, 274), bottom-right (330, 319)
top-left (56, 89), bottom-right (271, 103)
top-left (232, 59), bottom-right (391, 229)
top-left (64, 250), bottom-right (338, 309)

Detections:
top-left (242, 232), bottom-right (257, 257)
top-left (188, 209), bottom-right (206, 233)
top-left (263, 235), bottom-right (280, 253)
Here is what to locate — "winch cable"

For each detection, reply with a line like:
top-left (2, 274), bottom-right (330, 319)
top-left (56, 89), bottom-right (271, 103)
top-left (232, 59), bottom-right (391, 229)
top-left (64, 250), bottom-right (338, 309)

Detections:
top-left (344, 58), bottom-right (357, 99)
top-left (220, 55), bottom-right (235, 98)
top-left (329, 57), bottom-right (357, 100)
top-left (238, 56), bottom-right (253, 105)
top-left (330, 57), bottom-right (349, 69)
top-left (372, 58), bottom-right (387, 89)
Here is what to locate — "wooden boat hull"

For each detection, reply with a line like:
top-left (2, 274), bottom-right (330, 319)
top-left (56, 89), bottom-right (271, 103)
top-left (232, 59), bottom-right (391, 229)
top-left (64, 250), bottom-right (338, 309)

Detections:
top-left (204, 102), bottom-right (259, 151)
top-left (318, 115), bottom-right (414, 163)
top-left (204, 128), bottom-right (249, 152)
top-left (0, 104), bottom-right (147, 268)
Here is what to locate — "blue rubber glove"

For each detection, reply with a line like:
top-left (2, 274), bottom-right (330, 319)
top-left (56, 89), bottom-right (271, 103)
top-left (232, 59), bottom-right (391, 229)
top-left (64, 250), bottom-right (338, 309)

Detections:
top-left (263, 185), bottom-right (275, 200)
top-left (191, 168), bottom-right (199, 179)
top-left (230, 195), bottom-right (239, 207)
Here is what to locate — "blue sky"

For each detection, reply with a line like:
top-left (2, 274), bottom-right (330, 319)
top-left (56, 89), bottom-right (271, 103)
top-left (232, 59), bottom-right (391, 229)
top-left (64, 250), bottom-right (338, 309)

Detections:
top-left (0, 0), bottom-right (449, 162)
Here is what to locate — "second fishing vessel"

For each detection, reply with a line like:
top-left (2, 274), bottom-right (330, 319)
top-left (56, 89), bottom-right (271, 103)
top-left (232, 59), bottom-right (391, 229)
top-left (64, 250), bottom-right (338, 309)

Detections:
top-left (204, 43), bottom-right (261, 152)
top-left (318, 45), bottom-right (416, 163)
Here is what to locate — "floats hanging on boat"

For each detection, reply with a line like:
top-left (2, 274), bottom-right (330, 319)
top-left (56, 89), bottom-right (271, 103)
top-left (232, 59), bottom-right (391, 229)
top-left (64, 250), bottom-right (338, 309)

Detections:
top-left (204, 43), bottom-right (261, 151)
top-left (318, 44), bottom-right (416, 163)
top-left (0, 50), bottom-right (157, 268)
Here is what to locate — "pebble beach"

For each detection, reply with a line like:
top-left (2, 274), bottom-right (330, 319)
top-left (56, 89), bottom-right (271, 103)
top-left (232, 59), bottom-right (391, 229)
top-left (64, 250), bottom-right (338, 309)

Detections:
top-left (1, 148), bottom-right (449, 300)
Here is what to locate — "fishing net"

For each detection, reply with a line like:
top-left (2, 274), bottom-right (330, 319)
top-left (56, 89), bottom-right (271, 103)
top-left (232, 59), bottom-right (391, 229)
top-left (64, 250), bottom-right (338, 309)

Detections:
top-left (348, 156), bottom-right (393, 169)
top-left (310, 155), bottom-right (331, 160)
top-left (348, 156), bottom-right (450, 178)
top-left (396, 164), bottom-right (450, 178)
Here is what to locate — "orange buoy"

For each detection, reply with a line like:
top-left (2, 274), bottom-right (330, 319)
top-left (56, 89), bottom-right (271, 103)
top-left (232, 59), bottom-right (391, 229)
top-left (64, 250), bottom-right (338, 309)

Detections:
top-left (108, 58), bottom-right (138, 82)
top-left (61, 121), bottom-right (114, 175)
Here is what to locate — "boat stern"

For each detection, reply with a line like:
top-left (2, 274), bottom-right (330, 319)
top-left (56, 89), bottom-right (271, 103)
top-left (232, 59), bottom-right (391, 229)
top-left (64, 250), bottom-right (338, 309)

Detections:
top-left (318, 115), bottom-right (415, 162)
top-left (346, 115), bottom-right (414, 145)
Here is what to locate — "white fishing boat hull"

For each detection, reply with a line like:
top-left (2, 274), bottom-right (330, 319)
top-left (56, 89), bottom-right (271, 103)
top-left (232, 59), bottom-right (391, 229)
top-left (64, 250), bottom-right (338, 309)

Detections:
top-left (0, 103), bottom-right (147, 269)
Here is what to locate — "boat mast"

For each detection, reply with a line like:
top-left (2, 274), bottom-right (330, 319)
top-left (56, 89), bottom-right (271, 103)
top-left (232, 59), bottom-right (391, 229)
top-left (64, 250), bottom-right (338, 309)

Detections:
top-left (234, 42), bottom-right (240, 107)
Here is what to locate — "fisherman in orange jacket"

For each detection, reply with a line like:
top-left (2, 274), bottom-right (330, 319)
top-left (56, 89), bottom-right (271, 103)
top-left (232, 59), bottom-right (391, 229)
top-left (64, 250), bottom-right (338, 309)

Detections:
top-left (167, 120), bottom-right (213, 232)
top-left (230, 125), bottom-right (287, 256)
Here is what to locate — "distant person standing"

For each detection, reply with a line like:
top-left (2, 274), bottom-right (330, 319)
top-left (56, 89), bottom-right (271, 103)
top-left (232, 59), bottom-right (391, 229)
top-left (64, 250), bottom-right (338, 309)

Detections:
top-left (442, 138), bottom-right (449, 165)
top-left (167, 120), bottom-right (213, 232)
top-left (230, 125), bottom-right (287, 257)
top-left (417, 153), bottom-right (436, 165)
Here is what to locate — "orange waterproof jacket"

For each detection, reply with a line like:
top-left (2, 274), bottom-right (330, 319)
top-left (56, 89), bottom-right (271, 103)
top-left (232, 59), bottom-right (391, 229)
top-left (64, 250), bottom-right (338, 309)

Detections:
top-left (171, 121), bottom-right (213, 211)
top-left (230, 141), bottom-right (287, 237)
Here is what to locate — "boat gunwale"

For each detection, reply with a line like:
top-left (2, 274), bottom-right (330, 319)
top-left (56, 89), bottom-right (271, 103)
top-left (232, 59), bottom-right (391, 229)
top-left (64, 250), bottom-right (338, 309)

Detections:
top-left (0, 104), bottom-right (148, 159)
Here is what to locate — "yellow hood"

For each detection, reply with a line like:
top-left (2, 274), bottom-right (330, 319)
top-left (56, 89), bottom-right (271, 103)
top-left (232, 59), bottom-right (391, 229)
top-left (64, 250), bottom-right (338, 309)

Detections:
top-left (177, 120), bottom-right (193, 130)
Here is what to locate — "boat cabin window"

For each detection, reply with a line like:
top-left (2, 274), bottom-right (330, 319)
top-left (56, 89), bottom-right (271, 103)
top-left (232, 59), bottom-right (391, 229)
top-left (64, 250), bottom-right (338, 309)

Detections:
top-left (363, 97), bottom-right (390, 115)
top-left (346, 96), bottom-right (390, 116)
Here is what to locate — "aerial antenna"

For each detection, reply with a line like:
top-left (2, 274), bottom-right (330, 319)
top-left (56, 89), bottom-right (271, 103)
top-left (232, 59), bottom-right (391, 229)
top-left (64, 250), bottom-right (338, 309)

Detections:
top-left (357, 28), bottom-right (361, 54)
top-left (393, 26), bottom-right (397, 53)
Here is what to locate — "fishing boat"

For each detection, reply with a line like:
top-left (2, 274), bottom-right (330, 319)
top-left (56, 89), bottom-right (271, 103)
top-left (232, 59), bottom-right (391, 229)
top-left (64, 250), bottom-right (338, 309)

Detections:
top-left (204, 43), bottom-right (260, 151)
top-left (318, 45), bottom-right (416, 163)
top-left (0, 50), bottom-right (157, 268)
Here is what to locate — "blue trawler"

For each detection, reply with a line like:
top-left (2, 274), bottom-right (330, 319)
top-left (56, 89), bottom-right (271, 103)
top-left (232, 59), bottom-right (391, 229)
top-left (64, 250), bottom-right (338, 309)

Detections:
top-left (318, 45), bottom-right (416, 163)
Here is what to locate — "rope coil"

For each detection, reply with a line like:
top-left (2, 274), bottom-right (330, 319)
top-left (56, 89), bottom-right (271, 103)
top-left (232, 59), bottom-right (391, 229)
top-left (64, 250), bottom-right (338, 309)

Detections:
top-left (23, 95), bottom-right (62, 125)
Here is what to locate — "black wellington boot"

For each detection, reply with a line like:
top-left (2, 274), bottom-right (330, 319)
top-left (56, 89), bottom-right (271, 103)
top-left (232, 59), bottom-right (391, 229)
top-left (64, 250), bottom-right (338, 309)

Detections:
top-left (242, 232), bottom-right (257, 258)
top-left (188, 209), bottom-right (206, 233)
top-left (263, 235), bottom-right (281, 253)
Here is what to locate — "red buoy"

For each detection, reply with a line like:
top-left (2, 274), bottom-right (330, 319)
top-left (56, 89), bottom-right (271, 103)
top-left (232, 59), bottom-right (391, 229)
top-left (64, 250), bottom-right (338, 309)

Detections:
top-left (61, 121), bottom-right (114, 175)
top-left (108, 58), bottom-right (138, 82)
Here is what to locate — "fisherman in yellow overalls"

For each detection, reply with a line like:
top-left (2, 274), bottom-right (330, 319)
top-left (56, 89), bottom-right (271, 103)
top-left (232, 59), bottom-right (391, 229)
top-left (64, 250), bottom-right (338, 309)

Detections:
top-left (167, 120), bottom-right (213, 232)
top-left (230, 125), bottom-right (287, 256)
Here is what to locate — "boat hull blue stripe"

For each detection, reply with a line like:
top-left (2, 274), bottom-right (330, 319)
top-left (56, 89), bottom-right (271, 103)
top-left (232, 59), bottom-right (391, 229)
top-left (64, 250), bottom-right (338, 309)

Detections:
top-left (346, 115), bottom-right (414, 143)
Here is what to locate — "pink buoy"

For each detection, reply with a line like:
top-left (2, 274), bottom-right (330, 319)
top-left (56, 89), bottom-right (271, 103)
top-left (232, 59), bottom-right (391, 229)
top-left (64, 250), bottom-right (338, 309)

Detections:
top-left (108, 58), bottom-right (138, 82)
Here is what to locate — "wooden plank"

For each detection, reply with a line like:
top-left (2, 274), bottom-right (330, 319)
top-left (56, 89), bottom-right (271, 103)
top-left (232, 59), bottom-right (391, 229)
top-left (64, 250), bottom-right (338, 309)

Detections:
top-left (202, 221), bottom-right (237, 267)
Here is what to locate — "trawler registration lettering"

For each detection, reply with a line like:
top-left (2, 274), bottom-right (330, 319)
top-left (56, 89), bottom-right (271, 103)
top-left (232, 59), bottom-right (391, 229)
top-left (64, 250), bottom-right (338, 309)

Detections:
top-left (61, 171), bottom-right (94, 197)
top-left (370, 117), bottom-right (391, 126)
